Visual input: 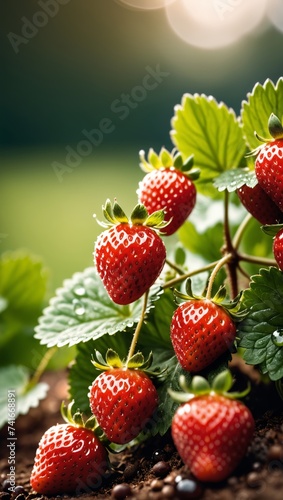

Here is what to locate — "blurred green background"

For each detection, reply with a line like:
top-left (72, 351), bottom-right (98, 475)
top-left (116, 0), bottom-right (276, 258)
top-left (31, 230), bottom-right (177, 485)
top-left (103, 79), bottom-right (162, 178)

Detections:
top-left (1, 0), bottom-right (283, 293)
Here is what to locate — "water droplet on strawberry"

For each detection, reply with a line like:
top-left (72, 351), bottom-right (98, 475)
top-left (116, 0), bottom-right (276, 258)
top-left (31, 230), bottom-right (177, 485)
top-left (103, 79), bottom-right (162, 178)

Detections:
top-left (271, 329), bottom-right (283, 346)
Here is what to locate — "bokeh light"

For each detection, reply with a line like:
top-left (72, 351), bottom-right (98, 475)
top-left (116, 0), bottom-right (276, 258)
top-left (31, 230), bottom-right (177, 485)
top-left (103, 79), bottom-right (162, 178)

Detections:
top-left (267, 0), bottom-right (283, 34)
top-left (165, 0), bottom-right (269, 49)
top-left (114, 0), bottom-right (175, 11)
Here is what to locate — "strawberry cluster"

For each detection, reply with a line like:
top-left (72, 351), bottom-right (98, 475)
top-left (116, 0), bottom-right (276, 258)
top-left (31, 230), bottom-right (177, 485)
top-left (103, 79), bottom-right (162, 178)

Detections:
top-left (29, 143), bottom-right (262, 495)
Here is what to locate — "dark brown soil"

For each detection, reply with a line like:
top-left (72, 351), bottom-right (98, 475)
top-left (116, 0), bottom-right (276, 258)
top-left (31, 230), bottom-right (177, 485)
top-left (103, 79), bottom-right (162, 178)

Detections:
top-left (1, 362), bottom-right (283, 500)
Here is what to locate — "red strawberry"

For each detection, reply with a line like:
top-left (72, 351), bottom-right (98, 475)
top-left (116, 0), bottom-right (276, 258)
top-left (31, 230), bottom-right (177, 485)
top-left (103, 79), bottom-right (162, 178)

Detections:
top-left (170, 371), bottom-right (255, 483)
top-left (89, 366), bottom-right (158, 444)
top-left (170, 298), bottom-right (236, 373)
top-left (273, 227), bottom-right (283, 270)
top-left (137, 148), bottom-right (198, 236)
top-left (94, 200), bottom-right (167, 305)
top-left (237, 182), bottom-right (283, 225)
top-left (254, 114), bottom-right (283, 212)
top-left (30, 406), bottom-right (108, 495)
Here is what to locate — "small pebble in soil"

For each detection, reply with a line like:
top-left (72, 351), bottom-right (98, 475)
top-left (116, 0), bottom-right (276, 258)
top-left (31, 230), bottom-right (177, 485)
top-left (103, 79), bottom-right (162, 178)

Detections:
top-left (14, 487), bottom-right (25, 496)
top-left (2, 480), bottom-right (12, 493)
top-left (151, 461), bottom-right (171, 478)
top-left (111, 483), bottom-right (132, 499)
top-left (123, 463), bottom-right (138, 480)
top-left (150, 479), bottom-right (163, 491)
top-left (267, 444), bottom-right (283, 461)
top-left (246, 471), bottom-right (261, 488)
top-left (161, 484), bottom-right (175, 498)
top-left (175, 476), bottom-right (203, 499)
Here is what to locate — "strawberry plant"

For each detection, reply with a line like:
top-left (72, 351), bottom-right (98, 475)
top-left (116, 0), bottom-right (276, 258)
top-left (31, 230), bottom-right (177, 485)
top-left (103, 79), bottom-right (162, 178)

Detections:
top-left (23, 77), bottom-right (283, 493)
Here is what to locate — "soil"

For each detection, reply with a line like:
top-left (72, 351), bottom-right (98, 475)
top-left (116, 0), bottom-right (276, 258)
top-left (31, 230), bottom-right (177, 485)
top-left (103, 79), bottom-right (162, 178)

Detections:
top-left (1, 360), bottom-right (283, 500)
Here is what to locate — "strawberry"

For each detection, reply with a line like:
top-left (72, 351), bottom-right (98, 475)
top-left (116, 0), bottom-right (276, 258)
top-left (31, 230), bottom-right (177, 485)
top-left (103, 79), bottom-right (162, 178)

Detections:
top-left (254, 114), bottom-right (283, 212)
top-left (137, 148), bottom-right (199, 236)
top-left (88, 350), bottom-right (159, 444)
top-left (170, 371), bottom-right (255, 482)
top-left (94, 200), bottom-right (167, 305)
top-left (237, 182), bottom-right (283, 225)
top-left (273, 227), bottom-right (283, 270)
top-left (30, 403), bottom-right (108, 496)
top-left (170, 297), bottom-right (236, 373)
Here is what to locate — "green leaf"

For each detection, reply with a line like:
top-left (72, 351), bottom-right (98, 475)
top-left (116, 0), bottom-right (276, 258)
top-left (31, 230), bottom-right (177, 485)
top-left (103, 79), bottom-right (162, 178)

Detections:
top-left (0, 251), bottom-right (48, 347)
top-left (35, 267), bottom-right (162, 348)
top-left (178, 221), bottom-right (223, 262)
top-left (171, 94), bottom-right (246, 197)
top-left (262, 224), bottom-right (283, 238)
top-left (0, 365), bottom-right (49, 428)
top-left (214, 168), bottom-right (257, 193)
top-left (241, 78), bottom-right (283, 150)
top-left (238, 267), bottom-right (283, 381)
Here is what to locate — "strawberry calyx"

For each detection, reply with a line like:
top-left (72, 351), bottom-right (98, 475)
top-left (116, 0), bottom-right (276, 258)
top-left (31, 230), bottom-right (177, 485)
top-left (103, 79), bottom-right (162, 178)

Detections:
top-left (246, 113), bottom-right (283, 159)
top-left (168, 369), bottom-right (251, 404)
top-left (173, 278), bottom-right (246, 322)
top-left (61, 400), bottom-right (99, 432)
top-left (94, 198), bottom-right (169, 231)
top-left (91, 348), bottom-right (165, 378)
top-left (139, 147), bottom-right (200, 180)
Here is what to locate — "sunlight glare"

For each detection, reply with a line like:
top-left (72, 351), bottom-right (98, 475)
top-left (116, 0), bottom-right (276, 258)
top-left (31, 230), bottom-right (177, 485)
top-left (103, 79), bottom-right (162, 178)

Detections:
top-left (165, 0), bottom-right (269, 49)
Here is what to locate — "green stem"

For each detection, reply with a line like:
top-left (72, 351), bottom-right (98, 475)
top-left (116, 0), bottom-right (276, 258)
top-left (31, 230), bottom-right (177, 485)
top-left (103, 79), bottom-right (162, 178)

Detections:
top-left (163, 260), bottom-right (219, 290)
top-left (26, 346), bottom-right (58, 390)
top-left (232, 213), bottom-right (253, 250)
top-left (126, 290), bottom-right (149, 365)
top-left (165, 258), bottom-right (186, 276)
top-left (205, 253), bottom-right (233, 300)
top-left (223, 191), bottom-right (233, 252)
top-left (238, 253), bottom-right (276, 267)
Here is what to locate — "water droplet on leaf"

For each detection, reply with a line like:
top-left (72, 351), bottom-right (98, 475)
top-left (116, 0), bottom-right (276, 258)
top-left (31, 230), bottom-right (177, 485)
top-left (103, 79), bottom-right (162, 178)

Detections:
top-left (272, 329), bottom-right (283, 347)
top-left (74, 286), bottom-right (86, 296)
top-left (73, 299), bottom-right (85, 317)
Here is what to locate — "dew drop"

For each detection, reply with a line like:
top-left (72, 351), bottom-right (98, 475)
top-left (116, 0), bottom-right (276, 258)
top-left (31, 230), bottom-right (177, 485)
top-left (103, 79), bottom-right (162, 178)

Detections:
top-left (272, 329), bottom-right (283, 347)
top-left (73, 299), bottom-right (86, 317)
top-left (74, 286), bottom-right (86, 296)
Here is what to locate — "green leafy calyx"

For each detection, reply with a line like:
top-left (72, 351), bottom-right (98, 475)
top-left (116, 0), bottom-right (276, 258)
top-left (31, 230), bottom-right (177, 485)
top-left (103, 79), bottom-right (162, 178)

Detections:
top-left (139, 147), bottom-right (199, 179)
top-left (91, 349), bottom-right (161, 375)
top-left (95, 199), bottom-right (169, 231)
top-left (61, 400), bottom-right (99, 431)
top-left (168, 370), bottom-right (250, 404)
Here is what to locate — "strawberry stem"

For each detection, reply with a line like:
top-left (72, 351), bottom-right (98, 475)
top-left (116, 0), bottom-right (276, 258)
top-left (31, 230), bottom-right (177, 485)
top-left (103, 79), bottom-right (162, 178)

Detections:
top-left (165, 258), bottom-right (186, 276)
top-left (163, 260), bottom-right (219, 290)
top-left (232, 213), bottom-right (253, 250)
top-left (205, 253), bottom-right (233, 300)
top-left (25, 346), bottom-right (58, 392)
top-left (125, 290), bottom-right (149, 366)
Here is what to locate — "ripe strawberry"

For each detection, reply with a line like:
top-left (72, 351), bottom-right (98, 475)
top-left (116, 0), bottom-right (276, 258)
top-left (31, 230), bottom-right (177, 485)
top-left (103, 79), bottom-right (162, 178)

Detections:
top-left (237, 182), bottom-right (283, 225)
top-left (94, 200), bottom-right (167, 305)
top-left (89, 366), bottom-right (158, 444)
top-left (30, 406), bottom-right (108, 495)
top-left (254, 114), bottom-right (283, 212)
top-left (273, 227), bottom-right (283, 270)
top-left (172, 392), bottom-right (254, 482)
top-left (170, 298), bottom-right (236, 373)
top-left (137, 148), bottom-right (199, 236)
